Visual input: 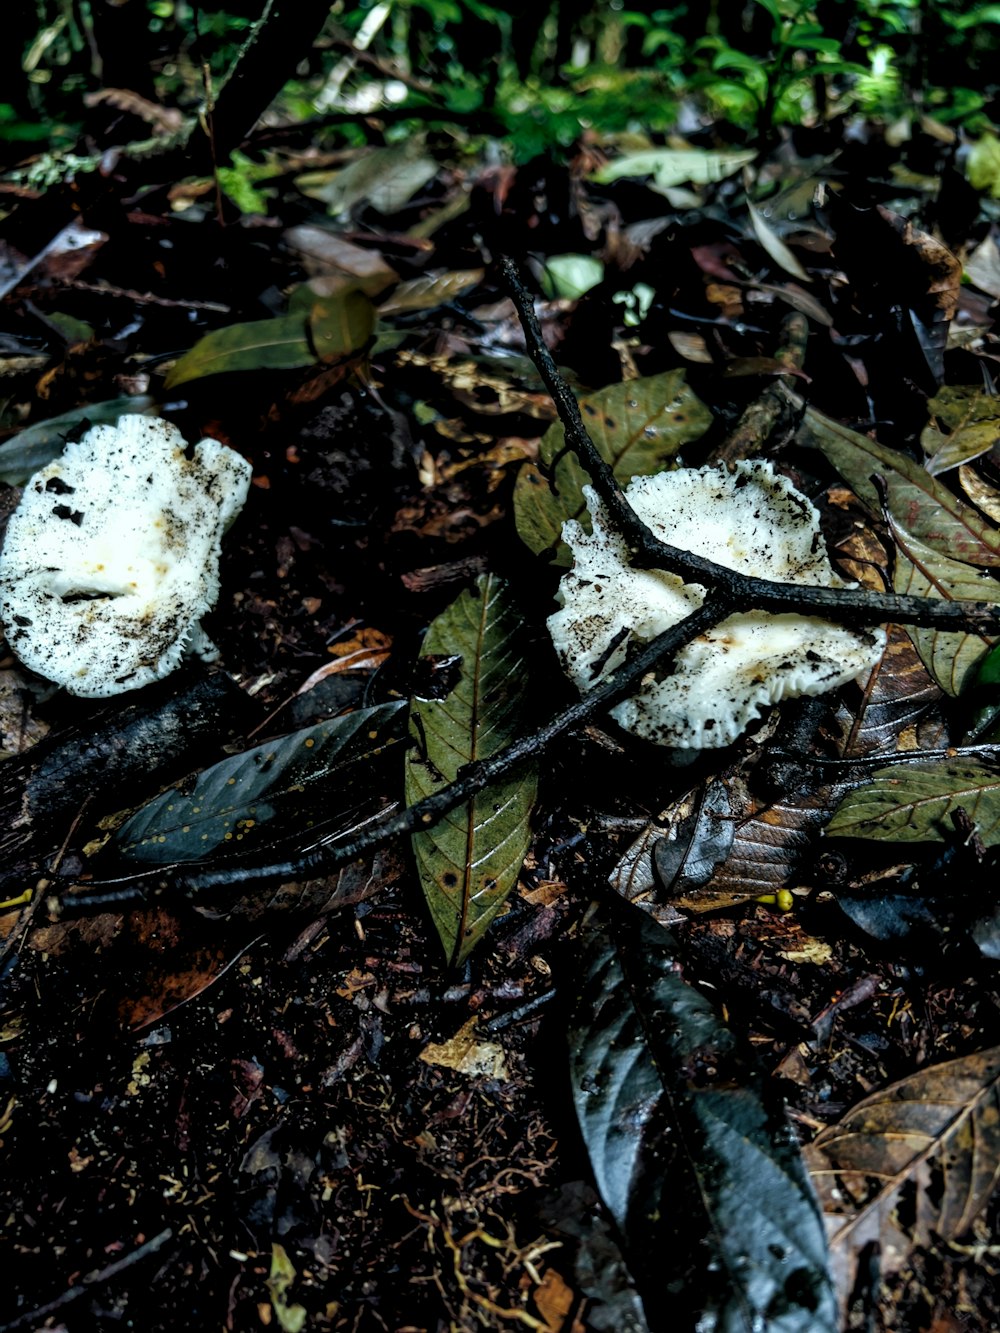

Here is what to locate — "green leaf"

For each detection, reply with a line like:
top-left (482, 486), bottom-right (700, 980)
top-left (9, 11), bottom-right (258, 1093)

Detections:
top-left (967, 131), bottom-right (1000, 198)
top-left (591, 147), bottom-right (757, 190)
top-left (569, 907), bottom-right (837, 1331)
top-left (799, 405), bottom-right (1000, 566)
top-left (267, 1243), bottom-right (307, 1333)
top-left (0, 398), bottom-right (154, 485)
top-left (825, 761), bottom-right (1000, 844)
top-left (890, 520), bottom-right (996, 695)
top-left (307, 287), bottom-right (376, 363)
top-left (164, 314), bottom-right (313, 388)
top-left (405, 575), bottom-right (537, 966)
top-left (539, 254), bottom-right (604, 301)
top-left (114, 702), bottom-right (407, 865)
top-left (513, 371), bottom-right (712, 563)
top-left (921, 384), bottom-right (1000, 476)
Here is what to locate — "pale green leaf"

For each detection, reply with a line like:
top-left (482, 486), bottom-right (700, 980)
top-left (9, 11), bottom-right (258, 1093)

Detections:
top-left (799, 405), bottom-right (1000, 566)
top-left (891, 521), bottom-right (997, 695)
top-left (268, 1243), bottom-right (307, 1333)
top-left (592, 148), bottom-right (757, 190)
top-left (298, 143), bottom-right (438, 217)
top-left (406, 575), bottom-right (537, 966)
top-left (825, 761), bottom-right (1000, 844)
top-left (540, 254), bottom-right (604, 301)
top-left (164, 314), bottom-right (312, 387)
top-left (513, 370), bottom-right (712, 563)
top-left (748, 197), bottom-right (811, 281)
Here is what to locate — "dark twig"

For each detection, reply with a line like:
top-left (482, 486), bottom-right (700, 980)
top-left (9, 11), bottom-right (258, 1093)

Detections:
top-left (0, 1228), bottom-right (174, 1332)
top-left (65, 595), bottom-right (732, 906)
top-left (498, 255), bottom-right (1000, 633)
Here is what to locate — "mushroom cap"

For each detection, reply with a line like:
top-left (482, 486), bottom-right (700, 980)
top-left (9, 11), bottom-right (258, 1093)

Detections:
top-left (0, 415), bottom-right (251, 697)
top-left (547, 461), bottom-right (886, 748)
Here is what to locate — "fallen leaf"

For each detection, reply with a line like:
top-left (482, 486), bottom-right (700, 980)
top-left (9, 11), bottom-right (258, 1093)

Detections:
top-left (406, 575), bottom-right (537, 965)
top-left (513, 370), bottom-right (711, 563)
top-left (825, 760), bottom-right (1000, 844)
top-left (804, 1047), bottom-right (1000, 1312)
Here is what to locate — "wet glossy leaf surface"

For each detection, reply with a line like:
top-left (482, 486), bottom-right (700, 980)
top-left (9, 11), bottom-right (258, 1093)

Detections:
top-left (569, 907), bottom-right (837, 1332)
top-left (114, 701), bottom-right (407, 864)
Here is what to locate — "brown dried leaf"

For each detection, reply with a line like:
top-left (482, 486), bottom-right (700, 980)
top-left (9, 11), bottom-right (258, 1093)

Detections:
top-left (804, 1047), bottom-right (1000, 1308)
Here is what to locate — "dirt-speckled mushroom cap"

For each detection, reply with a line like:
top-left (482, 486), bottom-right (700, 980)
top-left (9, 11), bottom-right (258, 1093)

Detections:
top-left (547, 461), bottom-right (886, 748)
top-left (0, 415), bottom-right (251, 697)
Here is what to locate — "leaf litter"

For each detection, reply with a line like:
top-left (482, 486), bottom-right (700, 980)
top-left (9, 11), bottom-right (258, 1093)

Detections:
top-left (4, 41), bottom-right (1000, 1333)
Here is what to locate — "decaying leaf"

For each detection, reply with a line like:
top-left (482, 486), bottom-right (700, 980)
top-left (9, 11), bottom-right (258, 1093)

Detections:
top-left (418, 1017), bottom-right (509, 1079)
top-left (804, 1047), bottom-right (1000, 1310)
top-left (377, 268), bottom-right (484, 315)
top-left (825, 760), bottom-right (1000, 845)
top-left (799, 406), bottom-right (1000, 566)
top-left (513, 370), bottom-right (712, 563)
top-left (921, 384), bottom-right (1000, 476)
top-left (569, 907), bottom-right (837, 1331)
top-left (406, 575), bottom-right (537, 965)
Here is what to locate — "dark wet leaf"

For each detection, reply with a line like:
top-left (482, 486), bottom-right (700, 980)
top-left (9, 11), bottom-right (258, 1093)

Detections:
top-left (825, 760), bottom-right (1000, 845)
top-left (799, 406), bottom-right (1000, 566)
top-left (613, 772), bottom-right (852, 915)
top-left (804, 1047), bottom-right (1000, 1309)
top-left (569, 906), bottom-right (837, 1333)
top-left (513, 371), bottom-right (711, 563)
top-left (113, 701), bottom-right (407, 864)
top-left (405, 575), bottom-right (537, 966)
top-left (0, 397), bottom-right (154, 485)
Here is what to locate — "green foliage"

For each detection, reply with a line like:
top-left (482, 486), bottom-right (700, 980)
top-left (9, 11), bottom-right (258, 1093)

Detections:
top-left (8, 0), bottom-right (1000, 166)
top-left (406, 575), bottom-right (537, 966)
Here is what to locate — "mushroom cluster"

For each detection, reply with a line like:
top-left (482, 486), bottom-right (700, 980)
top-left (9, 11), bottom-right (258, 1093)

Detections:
top-left (0, 415), bottom-right (251, 697)
top-left (547, 461), bottom-right (886, 748)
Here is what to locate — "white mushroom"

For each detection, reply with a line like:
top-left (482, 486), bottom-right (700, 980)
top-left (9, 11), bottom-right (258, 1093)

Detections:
top-left (547, 461), bottom-right (886, 748)
top-left (0, 415), bottom-right (251, 697)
